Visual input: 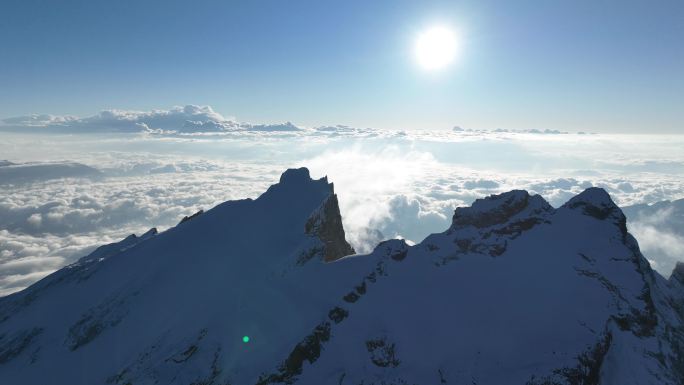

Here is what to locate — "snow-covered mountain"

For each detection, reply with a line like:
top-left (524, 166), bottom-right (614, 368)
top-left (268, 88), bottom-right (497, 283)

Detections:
top-left (1, 168), bottom-right (683, 384)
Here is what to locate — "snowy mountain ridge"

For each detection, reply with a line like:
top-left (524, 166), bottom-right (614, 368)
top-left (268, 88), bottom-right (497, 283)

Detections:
top-left (1, 168), bottom-right (683, 384)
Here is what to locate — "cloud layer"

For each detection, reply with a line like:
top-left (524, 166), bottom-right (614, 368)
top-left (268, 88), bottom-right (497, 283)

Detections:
top-left (1, 105), bottom-right (684, 296)
top-left (1, 105), bottom-right (303, 134)
top-left (623, 200), bottom-right (684, 275)
top-left (0, 105), bottom-right (617, 139)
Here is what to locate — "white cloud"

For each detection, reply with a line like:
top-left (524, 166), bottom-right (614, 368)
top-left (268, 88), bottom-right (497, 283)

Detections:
top-left (1, 114), bottom-right (78, 127)
top-left (0, 105), bottom-right (306, 134)
top-left (373, 195), bottom-right (449, 244)
top-left (630, 223), bottom-right (684, 271)
top-left (0, 105), bottom-right (635, 139)
top-left (303, 145), bottom-right (446, 251)
top-left (26, 213), bottom-right (42, 227)
top-left (1, 120), bottom-right (684, 294)
top-left (624, 201), bottom-right (684, 276)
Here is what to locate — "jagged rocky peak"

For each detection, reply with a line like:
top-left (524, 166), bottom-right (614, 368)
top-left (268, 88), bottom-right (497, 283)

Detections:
top-left (304, 186), bottom-right (355, 262)
top-left (451, 189), bottom-right (552, 229)
top-left (178, 209), bottom-right (204, 225)
top-left (670, 262), bottom-right (684, 286)
top-left (563, 187), bottom-right (620, 216)
top-left (562, 187), bottom-right (627, 234)
top-left (258, 167), bottom-right (333, 203)
top-left (258, 167), bottom-right (354, 263)
top-left (141, 227), bottom-right (158, 238)
top-left (279, 167), bottom-right (326, 187)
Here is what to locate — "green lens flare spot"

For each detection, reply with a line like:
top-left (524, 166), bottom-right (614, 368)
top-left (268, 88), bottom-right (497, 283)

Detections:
top-left (242, 335), bottom-right (250, 343)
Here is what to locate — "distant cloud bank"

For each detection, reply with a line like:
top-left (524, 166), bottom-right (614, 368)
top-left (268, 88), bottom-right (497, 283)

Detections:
top-left (2, 105), bottom-right (599, 138)
top-left (1, 105), bottom-right (303, 134)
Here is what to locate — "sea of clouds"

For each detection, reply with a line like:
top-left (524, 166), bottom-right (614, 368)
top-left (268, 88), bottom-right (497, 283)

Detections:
top-left (1, 105), bottom-right (683, 296)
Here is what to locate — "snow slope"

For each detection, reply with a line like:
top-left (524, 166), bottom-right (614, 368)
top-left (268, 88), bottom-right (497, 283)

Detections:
top-left (1, 168), bottom-right (683, 385)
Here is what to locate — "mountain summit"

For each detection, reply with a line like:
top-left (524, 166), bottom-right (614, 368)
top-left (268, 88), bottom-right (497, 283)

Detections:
top-left (1, 168), bottom-right (683, 384)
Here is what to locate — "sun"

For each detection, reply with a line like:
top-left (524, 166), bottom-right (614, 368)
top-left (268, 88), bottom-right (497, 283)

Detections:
top-left (414, 26), bottom-right (460, 71)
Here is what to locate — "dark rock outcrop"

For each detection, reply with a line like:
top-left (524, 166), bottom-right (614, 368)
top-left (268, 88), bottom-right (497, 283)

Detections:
top-left (305, 194), bottom-right (355, 262)
top-left (563, 187), bottom-right (627, 236)
top-left (451, 190), bottom-right (552, 230)
top-left (671, 263), bottom-right (684, 287)
top-left (179, 210), bottom-right (204, 225)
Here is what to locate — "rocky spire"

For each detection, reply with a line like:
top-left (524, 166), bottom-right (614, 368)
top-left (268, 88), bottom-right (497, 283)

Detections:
top-left (305, 193), bottom-right (355, 262)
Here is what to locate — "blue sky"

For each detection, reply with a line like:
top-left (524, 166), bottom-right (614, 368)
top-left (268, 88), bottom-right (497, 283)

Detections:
top-left (1, 0), bottom-right (682, 132)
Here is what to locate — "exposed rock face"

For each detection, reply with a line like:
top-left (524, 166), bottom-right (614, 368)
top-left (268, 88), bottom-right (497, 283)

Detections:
top-left (178, 210), bottom-right (204, 225)
top-left (431, 191), bottom-right (554, 261)
top-left (373, 239), bottom-right (409, 261)
top-left (365, 337), bottom-right (400, 368)
top-left (305, 193), bottom-right (355, 262)
top-left (451, 190), bottom-right (552, 230)
top-left (0, 328), bottom-right (42, 364)
top-left (563, 187), bottom-right (628, 236)
top-left (671, 262), bottom-right (684, 286)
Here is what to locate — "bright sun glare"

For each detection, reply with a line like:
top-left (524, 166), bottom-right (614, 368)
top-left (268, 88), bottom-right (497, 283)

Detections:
top-left (415, 26), bottom-right (459, 71)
